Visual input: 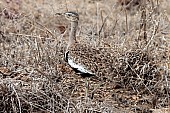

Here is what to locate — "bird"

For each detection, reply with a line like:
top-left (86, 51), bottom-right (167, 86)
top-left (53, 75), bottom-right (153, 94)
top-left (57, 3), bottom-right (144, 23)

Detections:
top-left (56, 11), bottom-right (117, 98)
top-left (56, 11), bottom-right (116, 79)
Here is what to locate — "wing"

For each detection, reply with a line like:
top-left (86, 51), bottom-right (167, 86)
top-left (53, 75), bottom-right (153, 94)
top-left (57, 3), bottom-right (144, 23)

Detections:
top-left (64, 51), bottom-right (95, 77)
top-left (65, 43), bottom-right (116, 77)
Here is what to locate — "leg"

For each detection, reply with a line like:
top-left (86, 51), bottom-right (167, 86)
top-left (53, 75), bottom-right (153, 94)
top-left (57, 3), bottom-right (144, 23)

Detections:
top-left (85, 78), bottom-right (89, 99)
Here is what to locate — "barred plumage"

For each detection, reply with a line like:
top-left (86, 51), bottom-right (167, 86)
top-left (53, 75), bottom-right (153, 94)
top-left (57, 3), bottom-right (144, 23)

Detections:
top-left (58, 12), bottom-right (116, 78)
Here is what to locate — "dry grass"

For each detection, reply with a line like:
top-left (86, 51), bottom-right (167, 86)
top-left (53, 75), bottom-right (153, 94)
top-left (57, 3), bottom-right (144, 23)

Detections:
top-left (0, 0), bottom-right (170, 112)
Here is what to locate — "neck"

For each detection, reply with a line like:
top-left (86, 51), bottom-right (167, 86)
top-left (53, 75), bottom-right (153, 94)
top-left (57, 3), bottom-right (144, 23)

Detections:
top-left (67, 21), bottom-right (78, 51)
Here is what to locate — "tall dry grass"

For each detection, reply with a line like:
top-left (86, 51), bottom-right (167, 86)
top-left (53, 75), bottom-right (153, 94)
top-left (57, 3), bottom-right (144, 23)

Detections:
top-left (0, 0), bottom-right (170, 112)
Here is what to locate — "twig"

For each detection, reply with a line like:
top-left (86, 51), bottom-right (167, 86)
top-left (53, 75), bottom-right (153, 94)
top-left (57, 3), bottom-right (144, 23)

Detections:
top-left (11, 83), bottom-right (22, 113)
top-left (143, 21), bottom-right (159, 51)
top-left (98, 15), bottom-right (108, 36)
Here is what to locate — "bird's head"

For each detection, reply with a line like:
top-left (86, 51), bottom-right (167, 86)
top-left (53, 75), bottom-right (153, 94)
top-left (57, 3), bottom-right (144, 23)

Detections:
top-left (56, 12), bottom-right (79, 22)
top-left (64, 12), bottom-right (79, 22)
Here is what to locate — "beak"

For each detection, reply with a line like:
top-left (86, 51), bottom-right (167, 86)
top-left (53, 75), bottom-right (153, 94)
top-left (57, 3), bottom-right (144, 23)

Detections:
top-left (55, 13), bottom-right (64, 16)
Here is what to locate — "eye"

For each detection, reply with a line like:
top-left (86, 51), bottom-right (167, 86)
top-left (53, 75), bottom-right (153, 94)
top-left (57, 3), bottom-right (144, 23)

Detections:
top-left (67, 14), bottom-right (71, 16)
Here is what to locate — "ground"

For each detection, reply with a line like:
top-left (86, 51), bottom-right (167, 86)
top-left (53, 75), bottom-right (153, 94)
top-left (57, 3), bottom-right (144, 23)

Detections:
top-left (0, 0), bottom-right (170, 113)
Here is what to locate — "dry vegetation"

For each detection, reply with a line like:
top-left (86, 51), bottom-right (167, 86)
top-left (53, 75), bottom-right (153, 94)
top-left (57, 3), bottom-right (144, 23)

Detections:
top-left (0, 0), bottom-right (170, 113)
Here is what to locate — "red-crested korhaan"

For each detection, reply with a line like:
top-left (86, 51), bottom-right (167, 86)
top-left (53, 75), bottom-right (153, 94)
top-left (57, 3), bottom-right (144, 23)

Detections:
top-left (57, 12), bottom-right (115, 79)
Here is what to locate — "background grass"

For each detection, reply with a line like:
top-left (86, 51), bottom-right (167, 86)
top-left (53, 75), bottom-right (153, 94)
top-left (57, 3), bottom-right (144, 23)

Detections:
top-left (0, 0), bottom-right (170, 112)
